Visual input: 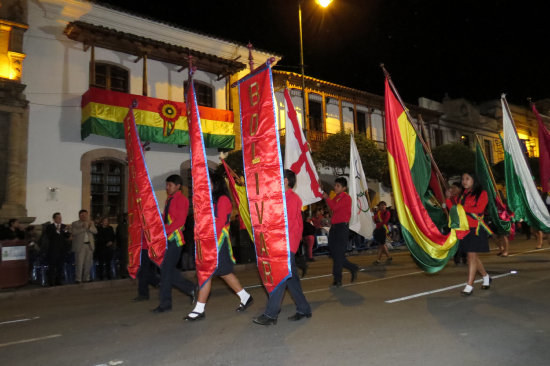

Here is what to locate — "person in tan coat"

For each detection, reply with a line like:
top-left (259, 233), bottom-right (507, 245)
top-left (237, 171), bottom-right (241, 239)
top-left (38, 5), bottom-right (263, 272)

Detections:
top-left (71, 209), bottom-right (97, 283)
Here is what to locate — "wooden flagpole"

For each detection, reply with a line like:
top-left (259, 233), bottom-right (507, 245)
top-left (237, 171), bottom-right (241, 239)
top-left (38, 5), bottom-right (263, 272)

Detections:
top-left (475, 133), bottom-right (503, 202)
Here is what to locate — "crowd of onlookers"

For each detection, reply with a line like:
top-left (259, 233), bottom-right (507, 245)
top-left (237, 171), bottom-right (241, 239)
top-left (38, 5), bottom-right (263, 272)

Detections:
top-left (0, 212), bottom-right (130, 287)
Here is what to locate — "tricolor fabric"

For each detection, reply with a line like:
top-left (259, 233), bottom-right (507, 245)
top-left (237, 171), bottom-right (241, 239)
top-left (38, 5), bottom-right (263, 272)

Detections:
top-left (532, 103), bottom-right (550, 193)
top-left (123, 101), bottom-right (168, 277)
top-left (81, 87), bottom-right (235, 148)
top-left (222, 160), bottom-right (253, 241)
top-left (235, 60), bottom-right (291, 294)
top-left (384, 79), bottom-right (469, 273)
top-left (283, 88), bottom-right (323, 206)
top-left (475, 140), bottom-right (512, 236)
top-left (502, 96), bottom-right (550, 232)
top-left (187, 78), bottom-right (219, 288)
top-left (348, 135), bottom-right (375, 239)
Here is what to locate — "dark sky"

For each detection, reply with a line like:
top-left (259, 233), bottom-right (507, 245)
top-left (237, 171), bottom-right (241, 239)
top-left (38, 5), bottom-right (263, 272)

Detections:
top-left (100, 0), bottom-right (549, 105)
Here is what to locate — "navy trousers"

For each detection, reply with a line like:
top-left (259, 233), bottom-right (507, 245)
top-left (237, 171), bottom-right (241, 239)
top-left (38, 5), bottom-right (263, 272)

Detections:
top-left (328, 223), bottom-right (358, 283)
top-left (137, 249), bottom-right (159, 298)
top-left (159, 241), bottom-right (195, 309)
top-left (264, 254), bottom-right (311, 319)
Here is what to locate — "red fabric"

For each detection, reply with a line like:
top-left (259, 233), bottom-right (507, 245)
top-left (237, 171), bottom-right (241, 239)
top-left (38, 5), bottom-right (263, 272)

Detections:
top-left (286, 190), bottom-right (303, 254)
top-left (215, 196), bottom-right (232, 240)
top-left (187, 81), bottom-right (218, 287)
top-left (325, 192), bottom-right (352, 224)
top-left (238, 62), bottom-right (291, 294)
top-left (123, 102), bottom-right (167, 276)
top-left (532, 104), bottom-right (550, 192)
top-left (375, 209), bottom-right (391, 229)
top-left (312, 215), bottom-right (323, 228)
top-left (447, 190), bottom-right (488, 228)
top-left (163, 190), bottom-right (188, 241)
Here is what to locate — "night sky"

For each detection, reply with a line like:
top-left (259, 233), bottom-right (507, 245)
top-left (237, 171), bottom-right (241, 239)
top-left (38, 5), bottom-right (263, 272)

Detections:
top-left (99, 0), bottom-right (550, 106)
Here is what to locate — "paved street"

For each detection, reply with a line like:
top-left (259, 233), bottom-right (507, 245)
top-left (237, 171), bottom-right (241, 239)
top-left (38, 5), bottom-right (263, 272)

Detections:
top-left (1, 238), bottom-right (550, 366)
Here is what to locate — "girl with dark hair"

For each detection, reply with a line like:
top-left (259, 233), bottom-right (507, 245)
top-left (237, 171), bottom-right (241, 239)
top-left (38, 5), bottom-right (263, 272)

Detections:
top-left (185, 174), bottom-right (253, 321)
top-left (446, 172), bottom-right (492, 296)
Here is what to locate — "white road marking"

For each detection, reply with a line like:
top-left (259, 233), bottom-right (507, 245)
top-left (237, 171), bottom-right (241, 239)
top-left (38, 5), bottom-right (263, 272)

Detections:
top-left (303, 271), bottom-right (425, 294)
top-left (385, 272), bottom-right (515, 303)
top-left (0, 334), bottom-right (61, 348)
top-left (508, 247), bottom-right (550, 257)
top-left (0, 316), bottom-right (39, 326)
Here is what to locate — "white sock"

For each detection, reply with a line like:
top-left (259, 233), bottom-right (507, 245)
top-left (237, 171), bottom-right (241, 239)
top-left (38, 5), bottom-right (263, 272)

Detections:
top-left (483, 274), bottom-right (491, 286)
top-left (188, 302), bottom-right (205, 318)
top-left (237, 289), bottom-right (250, 304)
top-left (463, 284), bottom-right (473, 293)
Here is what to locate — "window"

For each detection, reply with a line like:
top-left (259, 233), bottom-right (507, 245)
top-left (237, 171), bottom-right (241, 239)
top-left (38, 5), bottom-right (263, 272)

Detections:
top-left (184, 81), bottom-right (214, 107)
top-left (356, 111), bottom-right (367, 135)
top-left (434, 128), bottom-right (443, 147)
top-left (484, 139), bottom-right (493, 164)
top-left (308, 99), bottom-right (323, 132)
top-left (94, 63), bottom-right (129, 93)
top-left (90, 160), bottom-right (125, 223)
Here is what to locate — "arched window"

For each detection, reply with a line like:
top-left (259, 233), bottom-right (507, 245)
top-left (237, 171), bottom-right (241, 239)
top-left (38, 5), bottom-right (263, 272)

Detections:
top-left (184, 81), bottom-right (214, 107)
top-left (90, 160), bottom-right (125, 223)
top-left (94, 62), bottom-right (129, 93)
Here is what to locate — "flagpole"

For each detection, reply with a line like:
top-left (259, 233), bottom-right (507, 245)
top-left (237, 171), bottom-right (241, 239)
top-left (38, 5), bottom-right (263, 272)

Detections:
top-left (474, 133), bottom-right (503, 202)
top-left (380, 64), bottom-right (449, 191)
top-left (418, 115), bottom-right (448, 199)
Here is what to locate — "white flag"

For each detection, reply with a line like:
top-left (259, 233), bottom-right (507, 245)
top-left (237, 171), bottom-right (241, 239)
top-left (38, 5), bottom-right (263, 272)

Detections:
top-left (349, 135), bottom-right (375, 238)
top-left (284, 89), bottom-right (323, 206)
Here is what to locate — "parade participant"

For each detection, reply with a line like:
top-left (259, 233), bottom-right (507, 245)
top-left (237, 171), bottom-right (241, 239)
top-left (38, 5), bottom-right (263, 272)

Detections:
top-left (132, 231), bottom-right (160, 302)
top-left (185, 174), bottom-right (253, 321)
top-left (373, 201), bottom-right (392, 265)
top-left (446, 172), bottom-right (492, 296)
top-left (253, 170), bottom-right (312, 325)
top-left (322, 177), bottom-right (359, 287)
top-left (152, 174), bottom-right (196, 313)
top-left (302, 215), bottom-right (316, 262)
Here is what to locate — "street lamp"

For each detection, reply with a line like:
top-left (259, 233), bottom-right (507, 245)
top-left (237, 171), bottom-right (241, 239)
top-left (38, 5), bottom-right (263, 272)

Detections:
top-left (298, 0), bottom-right (333, 138)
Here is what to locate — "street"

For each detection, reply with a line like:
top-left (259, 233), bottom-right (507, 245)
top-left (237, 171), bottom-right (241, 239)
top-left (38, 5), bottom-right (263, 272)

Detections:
top-left (1, 238), bottom-right (550, 366)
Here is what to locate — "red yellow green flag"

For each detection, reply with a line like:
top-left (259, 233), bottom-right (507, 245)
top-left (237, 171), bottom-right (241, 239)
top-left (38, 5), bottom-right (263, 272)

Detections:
top-left (82, 87), bottom-right (235, 148)
top-left (384, 78), bottom-right (468, 273)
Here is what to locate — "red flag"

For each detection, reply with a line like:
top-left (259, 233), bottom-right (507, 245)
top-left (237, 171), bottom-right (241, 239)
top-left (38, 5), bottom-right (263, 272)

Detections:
top-left (187, 77), bottom-right (219, 287)
top-left (532, 104), bottom-right (550, 192)
top-left (123, 101), bottom-right (168, 277)
top-left (235, 60), bottom-right (291, 294)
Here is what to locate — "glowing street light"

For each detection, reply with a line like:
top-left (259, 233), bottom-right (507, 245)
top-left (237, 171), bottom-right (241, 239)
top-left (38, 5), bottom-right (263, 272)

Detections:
top-left (299, 0), bottom-right (333, 137)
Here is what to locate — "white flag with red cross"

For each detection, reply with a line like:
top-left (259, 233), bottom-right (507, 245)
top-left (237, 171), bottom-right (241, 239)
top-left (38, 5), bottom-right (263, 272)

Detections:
top-left (283, 89), bottom-right (323, 206)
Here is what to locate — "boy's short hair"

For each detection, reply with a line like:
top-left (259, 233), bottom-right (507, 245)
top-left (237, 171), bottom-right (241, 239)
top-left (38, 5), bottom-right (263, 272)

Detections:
top-left (166, 174), bottom-right (183, 186)
top-left (334, 177), bottom-right (347, 188)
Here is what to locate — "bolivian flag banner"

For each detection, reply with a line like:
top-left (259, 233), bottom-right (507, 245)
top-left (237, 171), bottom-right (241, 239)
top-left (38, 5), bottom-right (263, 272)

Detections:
top-left (82, 87), bottom-right (235, 149)
top-left (384, 79), bottom-right (468, 273)
top-left (235, 60), bottom-right (291, 294)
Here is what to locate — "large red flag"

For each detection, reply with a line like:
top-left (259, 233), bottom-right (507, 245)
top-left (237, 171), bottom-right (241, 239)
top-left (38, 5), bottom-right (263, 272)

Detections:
top-left (187, 76), bottom-right (219, 288)
top-left (234, 59), bottom-right (291, 294)
top-left (532, 103), bottom-right (550, 192)
top-left (123, 101), bottom-right (168, 277)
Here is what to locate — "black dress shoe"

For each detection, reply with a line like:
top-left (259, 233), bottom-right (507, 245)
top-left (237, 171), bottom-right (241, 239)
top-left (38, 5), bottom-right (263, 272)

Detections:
top-left (132, 295), bottom-right (149, 302)
top-left (236, 296), bottom-right (254, 312)
top-left (151, 306), bottom-right (171, 313)
top-left (481, 277), bottom-right (492, 290)
top-left (350, 269), bottom-right (358, 283)
top-left (331, 281), bottom-right (342, 287)
top-left (288, 312), bottom-right (312, 321)
top-left (301, 266), bottom-right (308, 278)
top-left (253, 314), bottom-right (277, 325)
top-left (184, 311), bottom-right (205, 321)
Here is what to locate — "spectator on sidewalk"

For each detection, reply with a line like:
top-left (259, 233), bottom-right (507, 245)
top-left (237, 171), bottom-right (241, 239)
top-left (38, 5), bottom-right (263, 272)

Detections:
top-left (71, 210), bottom-right (97, 283)
top-left (44, 213), bottom-right (71, 286)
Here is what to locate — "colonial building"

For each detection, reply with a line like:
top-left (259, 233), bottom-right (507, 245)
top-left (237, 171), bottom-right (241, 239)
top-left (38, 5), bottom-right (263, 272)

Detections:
top-left (0, 0), bottom-right (279, 224)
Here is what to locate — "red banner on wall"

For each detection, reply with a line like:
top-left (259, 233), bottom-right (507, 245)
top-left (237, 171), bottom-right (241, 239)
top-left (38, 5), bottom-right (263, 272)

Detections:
top-left (188, 76), bottom-right (219, 287)
top-left (235, 60), bottom-right (291, 294)
top-left (124, 101), bottom-right (168, 277)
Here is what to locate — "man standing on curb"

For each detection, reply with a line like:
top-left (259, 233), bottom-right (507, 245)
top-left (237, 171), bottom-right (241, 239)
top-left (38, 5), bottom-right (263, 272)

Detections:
top-left (71, 209), bottom-right (97, 283)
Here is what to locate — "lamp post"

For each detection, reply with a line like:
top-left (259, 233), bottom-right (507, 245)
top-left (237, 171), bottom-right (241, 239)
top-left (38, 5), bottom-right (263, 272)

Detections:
top-left (298, 0), bottom-right (333, 138)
